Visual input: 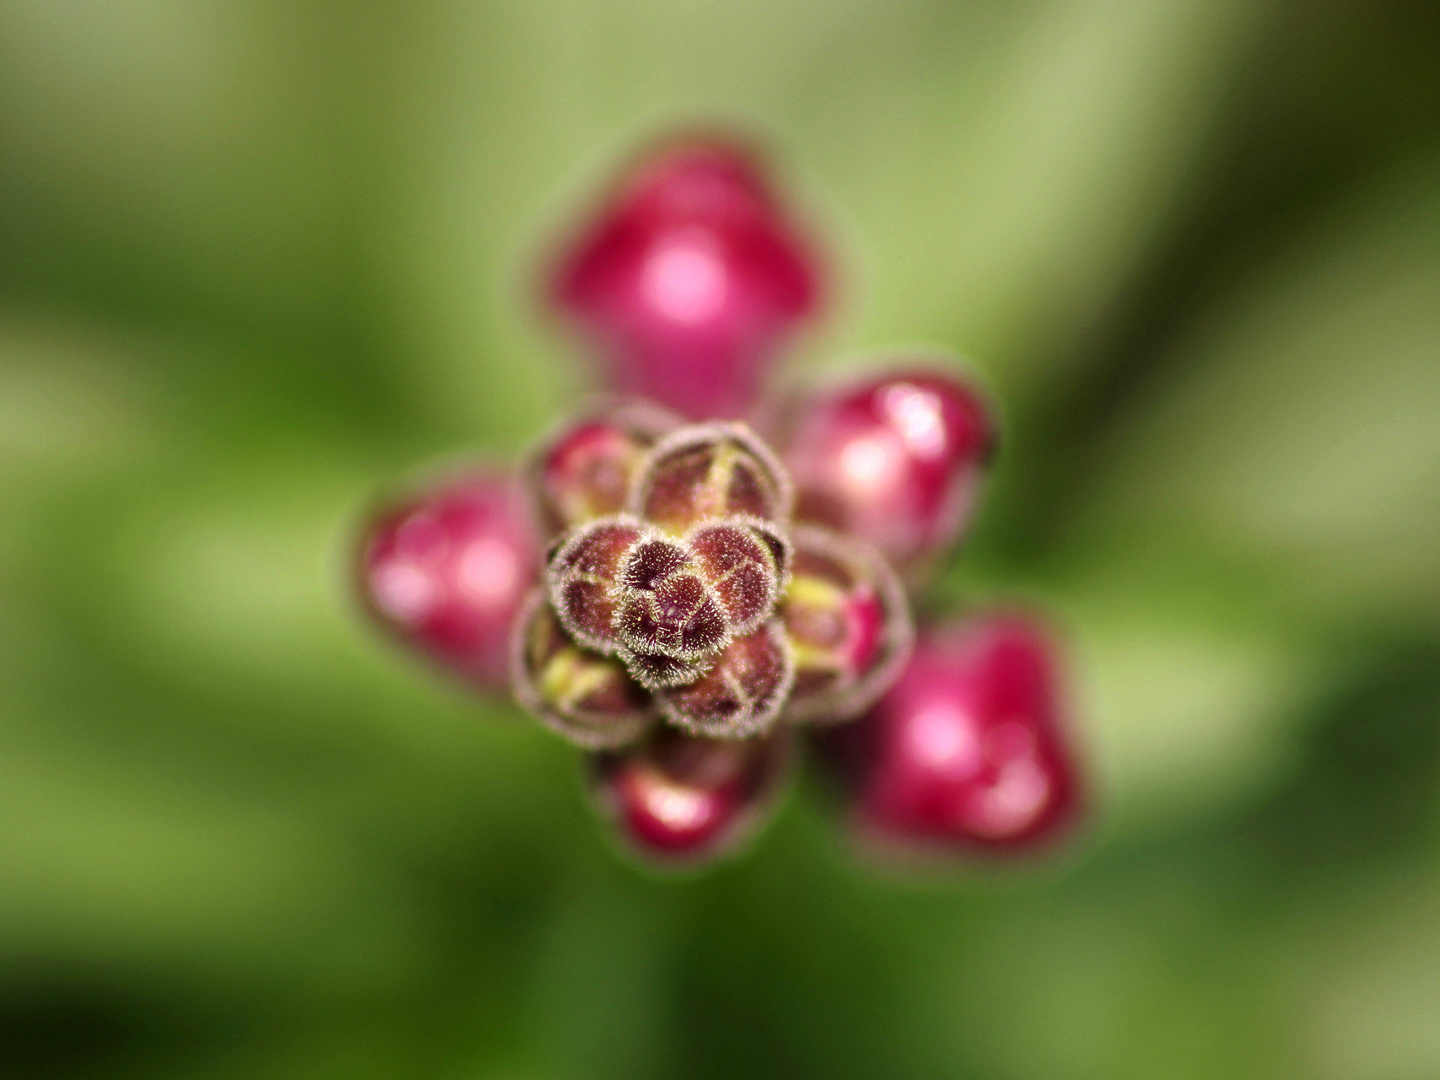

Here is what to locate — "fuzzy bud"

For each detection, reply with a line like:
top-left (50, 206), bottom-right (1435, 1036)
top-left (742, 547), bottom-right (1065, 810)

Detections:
top-left (510, 589), bottom-right (654, 748)
top-left (614, 534), bottom-right (732, 663)
top-left (617, 648), bottom-right (712, 690)
top-left (542, 422), bottom-right (801, 736)
top-left (632, 422), bottom-right (792, 533)
top-left (546, 516), bottom-right (647, 654)
top-left (656, 620), bottom-right (794, 739)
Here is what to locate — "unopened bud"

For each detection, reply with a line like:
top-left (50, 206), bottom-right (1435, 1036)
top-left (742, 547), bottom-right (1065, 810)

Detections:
top-left (359, 469), bottom-right (538, 691)
top-left (587, 724), bottom-right (794, 867)
top-left (511, 589), bottom-right (654, 748)
top-left (632, 422), bottom-right (792, 533)
top-left (656, 619), bottom-right (794, 739)
top-left (780, 526), bottom-right (912, 724)
top-left (528, 400), bottom-right (681, 536)
top-left (780, 366), bottom-right (995, 574)
top-left (818, 613), bottom-right (1082, 855)
top-left (547, 516), bottom-right (647, 653)
top-left (549, 136), bottom-right (824, 420)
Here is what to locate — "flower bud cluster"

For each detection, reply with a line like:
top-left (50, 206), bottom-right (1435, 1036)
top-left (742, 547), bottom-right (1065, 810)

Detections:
top-left (358, 130), bottom-right (1085, 869)
top-left (515, 414), bottom-right (913, 750)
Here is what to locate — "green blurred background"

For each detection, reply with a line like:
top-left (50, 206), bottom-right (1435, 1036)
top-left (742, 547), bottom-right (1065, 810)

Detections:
top-left (2, 1), bottom-right (1439, 1076)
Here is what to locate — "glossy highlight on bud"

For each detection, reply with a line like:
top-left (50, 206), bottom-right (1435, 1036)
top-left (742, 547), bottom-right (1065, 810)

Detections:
top-left (588, 724), bottom-right (793, 867)
top-left (360, 469), bottom-right (539, 690)
top-left (550, 136), bottom-right (824, 420)
top-left (781, 366), bottom-right (995, 573)
top-left (822, 614), bottom-right (1081, 855)
top-left (528, 399), bottom-right (681, 537)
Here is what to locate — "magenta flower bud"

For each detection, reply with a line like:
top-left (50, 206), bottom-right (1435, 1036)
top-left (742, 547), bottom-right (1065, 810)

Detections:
top-left (780, 367), bottom-right (996, 573)
top-left (359, 470), bottom-right (539, 691)
top-left (780, 526), bottom-right (913, 724)
top-left (550, 136), bottom-right (824, 420)
top-left (510, 589), bottom-right (654, 748)
top-left (587, 724), bottom-right (794, 867)
top-left (822, 614), bottom-right (1081, 855)
top-left (528, 400), bottom-right (681, 537)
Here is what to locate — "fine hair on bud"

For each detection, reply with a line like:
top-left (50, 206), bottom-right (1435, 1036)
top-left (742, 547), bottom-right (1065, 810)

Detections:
top-left (620, 648), bottom-right (713, 690)
top-left (657, 619), bottom-right (795, 739)
top-left (547, 515), bottom-right (649, 654)
top-left (612, 534), bottom-right (731, 663)
top-left (511, 589), bottom-right (655, 749)
top-left (630, 422), bottom-right (793, 533)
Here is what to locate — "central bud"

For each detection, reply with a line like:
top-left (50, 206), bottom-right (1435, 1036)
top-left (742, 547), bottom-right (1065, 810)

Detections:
top-left (545, 423), bottom-right (794, 737)
top-left (513, 404), bottom-right (912, 744)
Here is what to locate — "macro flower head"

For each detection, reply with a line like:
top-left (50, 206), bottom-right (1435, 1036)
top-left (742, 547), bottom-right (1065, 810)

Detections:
top-left (359, 132), bottom-right (1083, 868)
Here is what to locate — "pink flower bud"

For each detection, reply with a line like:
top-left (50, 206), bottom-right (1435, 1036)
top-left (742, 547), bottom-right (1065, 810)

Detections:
top-left (588, 725), bottom-right (794, 867)
top-left (527, 400), bottom-right (681, 537)
top-left (780, 526), bottom-right (912, 724)
top-left (359, 470), bottom-right (539, 691)
top-left (550, 137), bottom-right (824, 420)
top-left (821, 614), bottom-right (1082, 855)
top-left (780, 367), bottom-right (996, 573)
